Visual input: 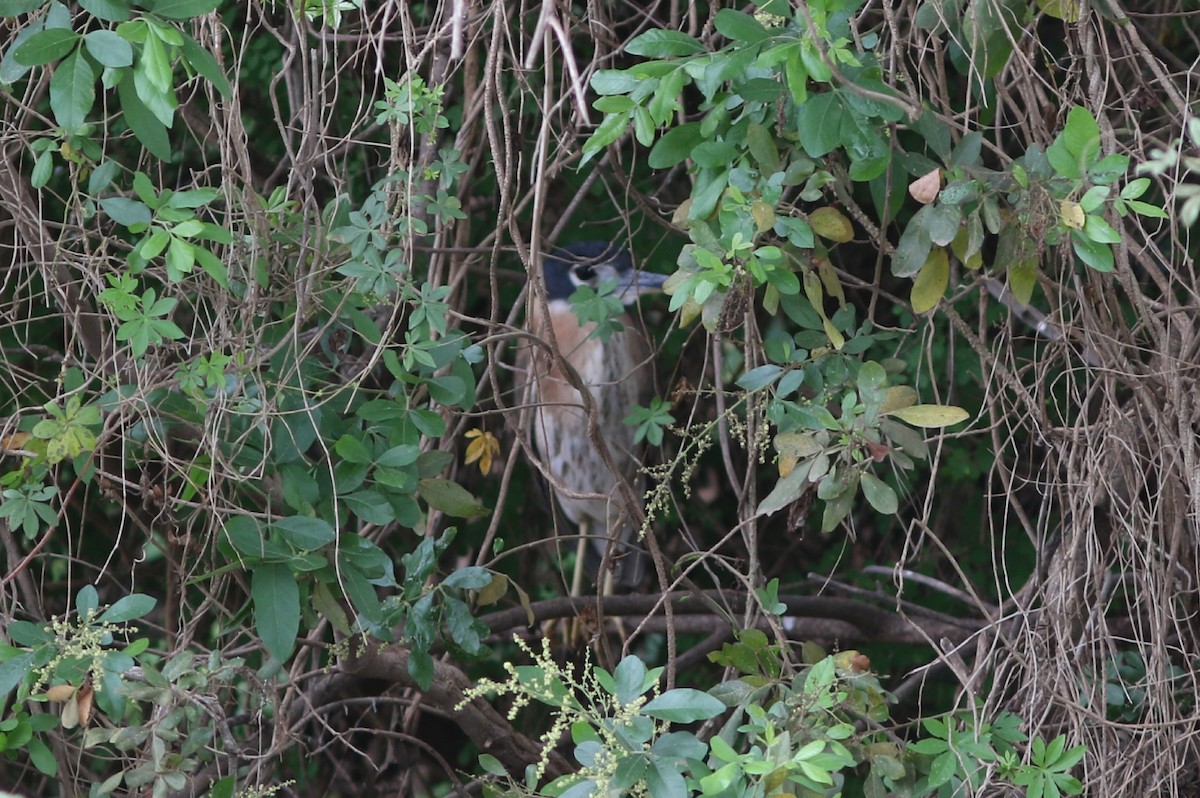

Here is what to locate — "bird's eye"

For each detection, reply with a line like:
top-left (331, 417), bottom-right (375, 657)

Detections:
top-left (573, 264), bottom-right (595, 282)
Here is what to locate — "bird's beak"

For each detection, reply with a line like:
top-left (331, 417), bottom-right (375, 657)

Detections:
top-left (615, 269), bottom-right (668, 303)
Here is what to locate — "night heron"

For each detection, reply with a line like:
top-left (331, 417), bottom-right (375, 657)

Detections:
top-left (523, 241), bottom-right (666, 593)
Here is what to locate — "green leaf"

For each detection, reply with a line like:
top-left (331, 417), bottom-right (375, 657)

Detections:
top-left (1120, 177), bottom-right (1150, 200)
top-left (76, 584), bottom-right (100, 616)
top-left (647, 761), bottom-right (687, 798)
top-left (0, 650), bottom-right (36, 697)
top-left (1036, 0), bottom-right (1080, 21)
top-left (208, 775), bottom-right (236, 798)
top-left (885, 404), bottom-right (969, 428)
top-left (625, 29), bottom-right (705, 57)
top-left (949, 131), bottom-right (984, 168)
top-left (736, 364), bottom-right (782, 391)
top-left (610, 654), bottom-right (649, 705)
top-left (139, 28), bottom-right (173, 90)
top-left (927, 750), bottom-right (957, 788)
top-left (795, 92), bottom-right (845, 158)
top-left (180, 31), bottom-right (230, 97)
top-left (165, 237), bottom-right (194, 278)
top-left (133, 50), bottom-right (177, 126)
top-left (913, 107), bottom-right (952, 160)
top-left (860, 472), bottom-right (898, 514)
top-left (910, 247), bottom-right (948, 314)
top-left (1046, 139), bottom-right (1080, 181)
top-left (442, 566), bottom-right (491, 591)
top-left (87, 159), bottom-right (121, 195)
top-left (1070, 230), bottom-right (1114, 272)
top-left (891, 211), bottom-right (933, 278)
top-left (1078, 184), bottom-right (1110, 213)
top-left (117, 74), bottom-right (172, 160)
top-left (746, 123), bottom-right (780, 174)
top-left (79, 0), bottom-right (131, 21)
top-left (339, 559), bottom-right (383, 622)
top-left (1008, 255), bottom-right (1039, 306)
top-left (1088, 152), bottom-right (1129, 184)
top-left (641, 688), bottom-right (725, 722)
top-left (427, 374), bottom-right (467, 406)
top-left (0, 23), bottom-right (42, 82)
top-left (98, 593), bottom-right (156, 623)
top-left (925, 203), bottom-right (961, 246)
top-left (30, 151), bottom-right (52, 188)
top-left (1083, 214), bottom-right (1121, 244)
top-left (99, 197), bottom-right (152, 227)
top-left (581, 110), bottom-right (631, 165)
top-left (14, 28), bottom-right (78, 65)
top-left (784, 48), bottom-right (808, 104)
top-left (591, 69), bottom-right (640, 95)
top-left (28, 736), bottom-right (56, 776)
top-left (757, 458), bottom-right (814, 517)
top-left (145, 0), bottom-right (220, 19)
top-left (49, 50), bottom-right (96, 133)
top-left (84, 29), bottom-right (133, 67)
top-left (194, 246), bottom-right (229, 287)
top-left (252, 563), bottom-right (300, 662)
top-left (418, 478), bottom-right (489, 518)
top-left (275, 516), bottom-right (335, 549)
top-left (342, 490), bottom-right (395, 525)
top-left (1126, 199), bottom-right (1167, 219)
top-left (713, 9), bottom-right (769, 44)
top-left (1060, 106), bottom-right (1101, 164)
top-left (647, 122), bottom-right (703, 169)
top-left (0, 0), bottom-right (49, 16)
top-left (908, 738), bottom-right (949, 755)
top-left (8, 619), bottom-right (52, 646)
top-left (334, 434), bottom-right (372, 464)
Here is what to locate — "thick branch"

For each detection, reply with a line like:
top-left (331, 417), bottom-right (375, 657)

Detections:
top-left (339, 641), bottom-right (572, 779)
top-left (477, 590), bottom-right (983, 647)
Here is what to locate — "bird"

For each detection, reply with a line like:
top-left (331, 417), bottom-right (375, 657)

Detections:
top-left (522, 241), bottom-right (666, 593)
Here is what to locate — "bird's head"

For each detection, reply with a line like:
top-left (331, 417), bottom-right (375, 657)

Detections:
top-left (543, 241), bottom-right (667, 305)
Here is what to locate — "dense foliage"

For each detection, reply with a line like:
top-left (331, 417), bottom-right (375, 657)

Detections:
top-left (0, 1), bottom-right (1197, 796)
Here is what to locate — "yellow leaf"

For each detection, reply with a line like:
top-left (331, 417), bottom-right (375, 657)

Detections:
top-left (816, 257), bottom-right (845, 307)
top-left (885, 404), bottom-right (970, 428)
top-left (803, 268), bottom-right (824, 312)
top-left (908, 168), bottom-right (942, 204)
top-left (671, 199), bottom-right (692, 229)
top-left (77, 683), bottom-right (94, 726)
top-left (61, 693), bottom-right (79, 729)
top-left (46, 684), bottom-right (76, 702)
top-left (808, 207), bottom-right (854, 243)
top-left (1008, 257), bottom-right (1039, 306)
top-left (512, 578), bottom-right (536, 627)
top-left (778, 455), bottom-right (797, 478)
top-left (1060, 200), bottom-right (1085, 230)
top-left (476, 571), bottom-right (508, 606)
top-left (676, 294), bottom-right (701, 328)
top-left (464, 428), bottom-right (500, 475)
top-left (910, 247), bottom-right (949, 314)
top-left (751, 200), bottom-right (776, 233)
top-left (662, 269), bottom-right (690, 297)
top-left (950, 224), bottom-right (984, 270)
top-left (1036, 0), bottom-right (1080, 22)
top-left (880, 386), bottom-right (917, 414)
top-left (776, 431), bottom-right (823, 460)
top-left (0, 431), bottom-right (31, 453)
top-left (822, 317), bottom-right (845, 350)
top-left (804, 270), bottom-right (844, 349)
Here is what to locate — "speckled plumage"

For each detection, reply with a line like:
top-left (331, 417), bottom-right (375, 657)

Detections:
top-left (522, 243), bottom-right (664, 588)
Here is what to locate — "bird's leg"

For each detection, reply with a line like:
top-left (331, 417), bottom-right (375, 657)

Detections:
top-left (566, 519), bottom-right (590, 647)
top-left (571, 519), bottom-right (589, 599)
